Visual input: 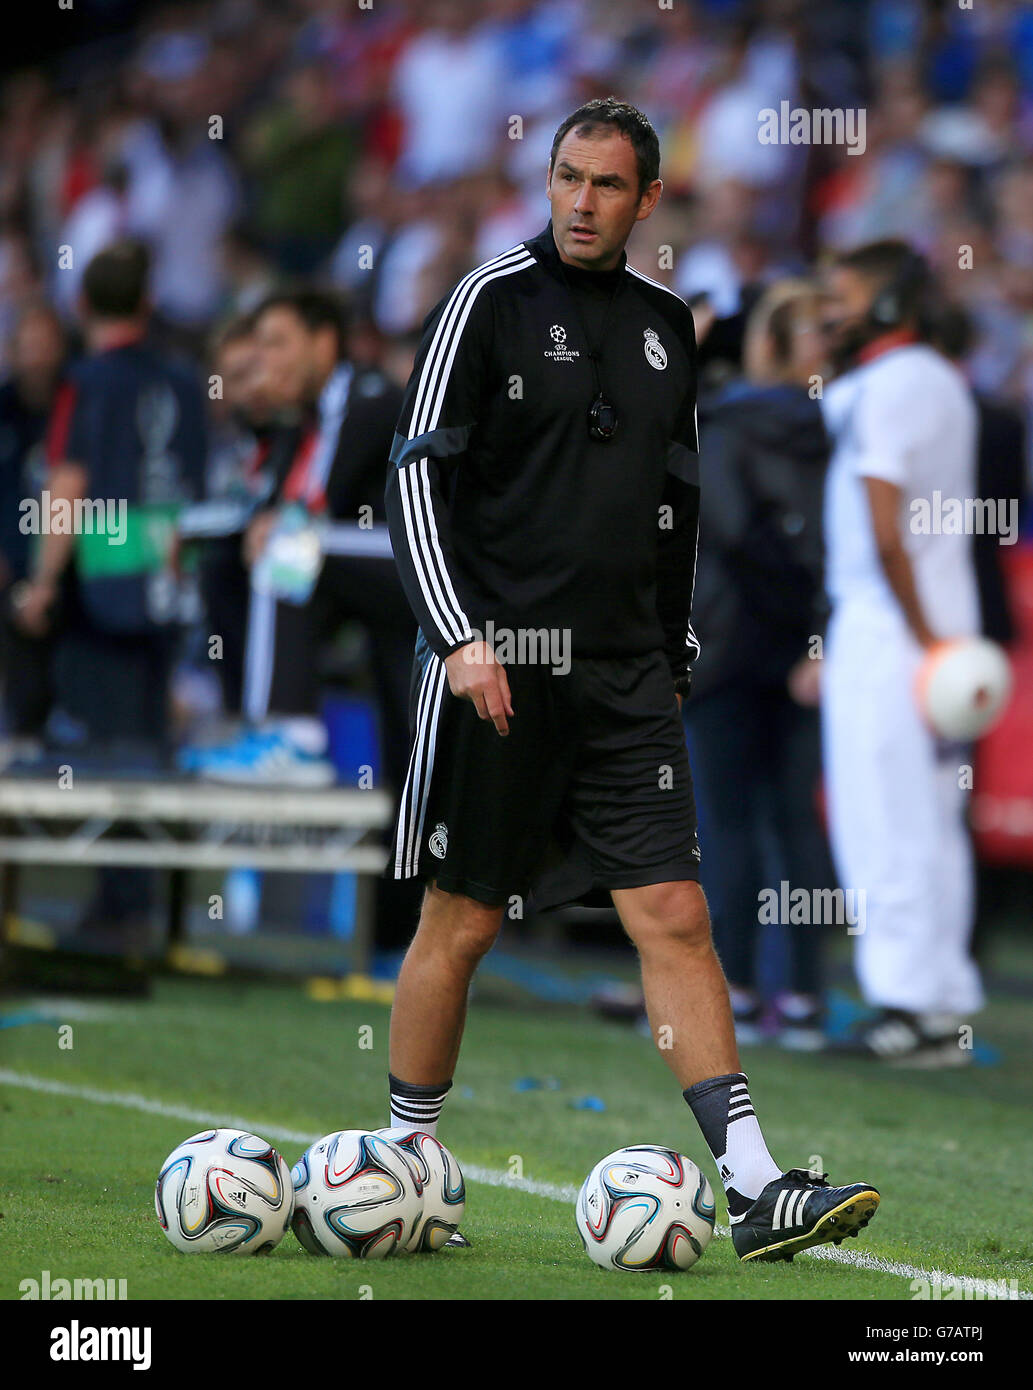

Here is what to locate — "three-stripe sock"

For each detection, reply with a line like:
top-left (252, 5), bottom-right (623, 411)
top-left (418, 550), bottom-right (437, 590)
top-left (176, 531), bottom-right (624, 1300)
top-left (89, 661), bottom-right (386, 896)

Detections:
top-left (388, 1072), bottom-right (453, 1137)
top-left (683, 1071), bottom-right (782, 1217)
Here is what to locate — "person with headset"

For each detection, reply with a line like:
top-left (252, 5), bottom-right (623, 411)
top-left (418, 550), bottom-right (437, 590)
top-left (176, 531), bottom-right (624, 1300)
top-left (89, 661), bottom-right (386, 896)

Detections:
top-left (819, 240), bottom-right (984, 1064)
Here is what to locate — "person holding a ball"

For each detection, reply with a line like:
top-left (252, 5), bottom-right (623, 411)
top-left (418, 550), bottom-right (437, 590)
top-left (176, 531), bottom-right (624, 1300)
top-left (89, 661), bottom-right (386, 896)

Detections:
top-left (819, 241), bottom-right (991, 1065)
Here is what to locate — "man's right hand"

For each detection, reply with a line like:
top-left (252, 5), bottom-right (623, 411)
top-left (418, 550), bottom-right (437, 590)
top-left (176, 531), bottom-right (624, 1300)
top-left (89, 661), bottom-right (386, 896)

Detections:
top-left (445, 640), bottom-right (513, 736)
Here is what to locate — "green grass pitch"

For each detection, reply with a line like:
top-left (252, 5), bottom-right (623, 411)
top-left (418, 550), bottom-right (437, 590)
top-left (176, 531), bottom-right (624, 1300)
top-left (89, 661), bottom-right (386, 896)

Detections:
top-left (1, 965), bottom-right (1031, 1301)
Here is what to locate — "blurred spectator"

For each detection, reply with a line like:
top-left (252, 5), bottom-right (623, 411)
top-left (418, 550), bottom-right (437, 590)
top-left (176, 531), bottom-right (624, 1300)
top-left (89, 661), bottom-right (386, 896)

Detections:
top-left (121, 28), bottom-right (241, 338)
top-left (685, 280), bottom-right (833, 1049)
top-left (0, 301), bottom-right (67, 749)
top-left (241, 58), bottom-right (357, 273)
top-left (0, 301), bottom-right (66, 600)
top-left (183, 285), bottom-right (421, 955)
top-left (922, 57), bottom-right (1027, 170)
top-left (367, 182), bottom-right (472, 337)
top-left (390, 0), bottom-right (508, 186)
top-left (486, 0), bottom-right (580, 119)
top-left (192, 311), bottom-right (292, 715)
top-left (820, 240), bottom-right (984, 1062)
top-left (190, 287), bottom-right (409, 781)
top-left (328, 156), bottom-right (395, 316)
top-left (218, 223), bottom-right (278, 318)
top-left (7, 240), bottom-right (206, 948)
top-left (52, 144), bottom-right (130, 322)
top-left (0, 229), bottom-right (44, 374)
top-left (692, 14), bottom-right (799, 195)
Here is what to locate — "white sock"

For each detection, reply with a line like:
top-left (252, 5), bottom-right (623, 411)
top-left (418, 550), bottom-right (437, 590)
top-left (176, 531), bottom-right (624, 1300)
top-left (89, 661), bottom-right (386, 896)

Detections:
top-left (388, 1108), bottom-right (438, 1138)
top-left (387, 1073), bottom-right (452, 1137)
top-left (684, 1072), bottom-right (782, 1212)
top-left (720, 1090), bottom-right (783, 1201)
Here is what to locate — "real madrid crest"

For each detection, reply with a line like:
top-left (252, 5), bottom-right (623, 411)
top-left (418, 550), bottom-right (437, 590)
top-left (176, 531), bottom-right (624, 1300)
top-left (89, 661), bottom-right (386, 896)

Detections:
top-left (643, 327), bottom-right (667, 371)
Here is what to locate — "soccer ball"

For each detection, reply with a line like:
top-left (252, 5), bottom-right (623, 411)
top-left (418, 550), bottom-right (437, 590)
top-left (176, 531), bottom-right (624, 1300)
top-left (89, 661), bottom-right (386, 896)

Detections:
top-left (916, 636), bottom-right (1012, 740)
top-left (376, 1127), bottom-right (465, 1251)
top-left (291, 1130), bottom-right (423, 1257)
top-left (576, 1144), bottom-right (716, 1272)
top-left (155, 1129), bottom-right (294, 1254)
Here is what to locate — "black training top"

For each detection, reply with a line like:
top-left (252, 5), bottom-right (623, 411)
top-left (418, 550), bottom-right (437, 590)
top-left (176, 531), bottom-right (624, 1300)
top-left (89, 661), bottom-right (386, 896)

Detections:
top-left (385, 219), bottom-right (700, 692)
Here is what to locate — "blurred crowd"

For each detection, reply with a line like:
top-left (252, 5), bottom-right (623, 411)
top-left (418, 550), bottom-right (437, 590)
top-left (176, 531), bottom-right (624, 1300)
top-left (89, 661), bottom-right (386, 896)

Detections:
top-left (2, 0), bottom-right (1033, 396)
top-left (1, 0), bottom-right (1032, 989)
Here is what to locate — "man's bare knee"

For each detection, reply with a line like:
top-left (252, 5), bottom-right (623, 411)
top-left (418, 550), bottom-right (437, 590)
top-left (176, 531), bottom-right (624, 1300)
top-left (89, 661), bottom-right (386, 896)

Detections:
top-left (616, 880), bottom-right (713, 952)
top-left (419, 882), bottom-right (504, 964)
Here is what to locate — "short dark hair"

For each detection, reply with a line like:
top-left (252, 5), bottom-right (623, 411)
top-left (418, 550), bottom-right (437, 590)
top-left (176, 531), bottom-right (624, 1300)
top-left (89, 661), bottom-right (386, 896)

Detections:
top-left (81, 239), bottom-right (150, 318)
top-left (254, 287), bottom-right (351, 359)
top-left (834, 239), bottom-right (933, 330)
top-left (549, 97), bottom-right (660, 197)
top-left (209, 311), bottom-right (256, 362)
top-left (930, 302), bottom-right (975, 361)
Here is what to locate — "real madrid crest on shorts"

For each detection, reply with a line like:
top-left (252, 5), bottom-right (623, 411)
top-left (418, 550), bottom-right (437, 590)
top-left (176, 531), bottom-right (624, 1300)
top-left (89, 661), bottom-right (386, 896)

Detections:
top-left (428, 822), bottom-right (449, 859)
top-left (643, 327), bottom-right (667, 371)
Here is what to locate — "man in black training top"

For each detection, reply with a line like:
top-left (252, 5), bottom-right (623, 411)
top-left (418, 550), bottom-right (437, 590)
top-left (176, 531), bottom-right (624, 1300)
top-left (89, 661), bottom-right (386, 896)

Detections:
top-left (383, 98), bottom-right (880, 1262)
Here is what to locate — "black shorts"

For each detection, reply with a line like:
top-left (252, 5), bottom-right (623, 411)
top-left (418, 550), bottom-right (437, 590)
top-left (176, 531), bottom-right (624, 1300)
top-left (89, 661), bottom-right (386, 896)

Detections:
top-left (390, 640), bottom-right (700, 910)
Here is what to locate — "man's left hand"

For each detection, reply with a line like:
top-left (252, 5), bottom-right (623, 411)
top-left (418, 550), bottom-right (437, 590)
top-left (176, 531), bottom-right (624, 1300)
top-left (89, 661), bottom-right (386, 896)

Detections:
top-left (11, 577), bottom-right (57, 636)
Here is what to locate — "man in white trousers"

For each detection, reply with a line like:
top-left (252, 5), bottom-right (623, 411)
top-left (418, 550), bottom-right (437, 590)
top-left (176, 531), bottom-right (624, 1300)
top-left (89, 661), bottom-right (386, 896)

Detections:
top-left (820, 240), bottom-right (983, 1064)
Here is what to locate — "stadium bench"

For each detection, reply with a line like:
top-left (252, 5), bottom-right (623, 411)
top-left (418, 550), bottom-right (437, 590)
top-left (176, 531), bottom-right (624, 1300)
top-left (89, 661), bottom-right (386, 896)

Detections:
top-left (0, 777), bottom-right (392, 971)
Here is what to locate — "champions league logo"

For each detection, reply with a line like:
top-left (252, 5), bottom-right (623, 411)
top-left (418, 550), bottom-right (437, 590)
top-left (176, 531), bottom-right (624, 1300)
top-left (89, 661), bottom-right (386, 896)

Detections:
top-left (545, 323), bottom-right (580, 363)
top-left (643, 328), bottom-right (667, 371)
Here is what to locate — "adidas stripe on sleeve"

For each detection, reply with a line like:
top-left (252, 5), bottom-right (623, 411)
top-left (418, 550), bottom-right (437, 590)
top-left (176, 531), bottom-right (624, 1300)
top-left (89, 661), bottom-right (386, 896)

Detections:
top-left (385, 245), bottom-right (534, 660)
top-left (656, 301), bottom-right (702, 689)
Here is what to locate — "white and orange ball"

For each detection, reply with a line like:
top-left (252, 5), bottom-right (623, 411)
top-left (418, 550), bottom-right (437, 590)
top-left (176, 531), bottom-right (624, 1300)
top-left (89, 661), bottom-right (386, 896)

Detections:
top-left (915, 637), bottom-right (1012, 740)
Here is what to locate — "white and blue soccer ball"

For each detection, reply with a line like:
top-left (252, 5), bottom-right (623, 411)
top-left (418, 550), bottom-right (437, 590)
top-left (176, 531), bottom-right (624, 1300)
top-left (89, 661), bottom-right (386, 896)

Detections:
top-left (155, 1128), bottom-right (294, 1254)
top-left (576, 1144), bottom-right (716, 1272)
top-left (291, 1129), bottom-right (423, 1258)
top-left (376, 1127), bottom-right (465, 1251)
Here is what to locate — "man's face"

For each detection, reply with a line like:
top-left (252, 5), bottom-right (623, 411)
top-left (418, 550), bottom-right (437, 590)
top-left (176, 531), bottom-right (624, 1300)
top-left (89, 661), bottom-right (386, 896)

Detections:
top-left (253, 306), bottom-right (330, 410)
top-left (822, 266), bottom-right (878, 367)
top-left (546, 127), bottom-right (660, 271)
top-left (14, 311), bottom-right (63, 379)
top-left (217, 336), bottom-right (268, 425)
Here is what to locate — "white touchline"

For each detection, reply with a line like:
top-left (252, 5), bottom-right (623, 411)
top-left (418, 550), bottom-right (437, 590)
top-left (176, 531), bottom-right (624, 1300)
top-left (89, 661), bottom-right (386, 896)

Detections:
top-left (1, 1068), bottom-right (1027, 1299)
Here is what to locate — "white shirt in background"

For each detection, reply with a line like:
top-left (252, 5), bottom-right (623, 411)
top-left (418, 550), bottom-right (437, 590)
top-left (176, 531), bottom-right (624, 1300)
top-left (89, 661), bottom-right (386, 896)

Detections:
top-left (822, 343), bottom-right (981, 639)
